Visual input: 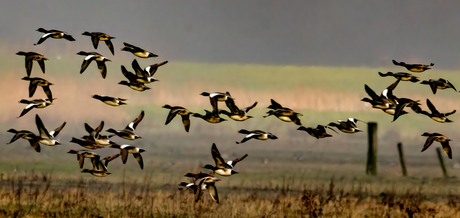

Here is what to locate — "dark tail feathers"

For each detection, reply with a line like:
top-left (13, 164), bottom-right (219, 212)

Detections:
top-left (238, 129), bottom-right (251, 134)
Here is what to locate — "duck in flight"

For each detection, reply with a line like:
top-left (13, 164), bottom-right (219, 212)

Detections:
top-left (16, 51), bottom-right (48, 77)
top-left (131, 59), bottom-right (168, 83)
top-left (421, 132), bottom-right (452, 159)
top-left (162, 105), bottom-right (194, 132)
top-left (378, 72), bottom-right (419, 83)
top-left (110, 144), bottom-right (145, 169)
top-left (121, 42), bottom-right (158, 58)
top-left (200, 91), bottom-right (233, 113)
top-left (77, 51), bottom-right (111, 79)
top-left (34, 28), bottom-right (75, 45)
top-left (119, 66), bottom-right (151, 91)
top-left (82, 31), bottom-right (116, 55)
top-left (328, 118), bottom-right (364, 134)
top-left (35, 114), bottom-right (66, 146)
top-left (236, 129), bottom-right (278, 144)
top-left (81, 121), bottom-right (115, 145)
top-left (22, 77), bottom-right (54, 102)
top-left (107, 110), bottom-right (144, 140)
top-left (68, 149), bottom-right (99, 169)
top-left (81, 154), bottom-right (120, 177)
top-left (297, 125), bottom-right (338, 139)
top-left (362, 79), bottom-right (402, 115)
top-left (219, 98), bottom-right (257, 121)
top-left (179, 173), bottom-right (221, 203)
top-left (203, 143), bottom-right (248, 176)
top-left (418, 99), bottom-right (456, 123)
top-left (420, 78), bottom-right (457, 94)
top-left (92, 95), bottom-right (127, 106)
top-left (6, 129), bottom-right (40, 152)
top-left (17, 98), bottom-right (53, 118)
top-left (392, 59), bottom-right (434, 72)
top-left (264, 99), bottom-right (302, 125)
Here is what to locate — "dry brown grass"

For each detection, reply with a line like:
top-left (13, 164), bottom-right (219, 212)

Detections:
top-left (1, 172), bottom-right (460, 217)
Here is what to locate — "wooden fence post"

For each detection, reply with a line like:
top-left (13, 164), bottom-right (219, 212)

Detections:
top-left (436, 147), bottom-right (448, 178)
top-left (397, 143), bottom-right (407, 177)
top-left (366, 122), bottom-right (377, 176)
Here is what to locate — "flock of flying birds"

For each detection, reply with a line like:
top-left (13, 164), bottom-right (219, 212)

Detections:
top-left (363, 60), bottom-right (457, 159)
top-left (4, 28), bottom-right (456, 203)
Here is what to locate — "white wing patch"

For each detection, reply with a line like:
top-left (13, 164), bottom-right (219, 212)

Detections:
top-left (42, 33), bottom-right (52, 38)
top-left (84, 55), bottom-right (96, 60)
top-left (127, 122), bottom-right (135, 130)
top-left (25, 104), bottom-right (36, 110)
top-left (210, 93), bottom-right (220, 98)
top-left (227, 160), bottom-right (234, 167)
top-left (382, 89), bottom-right (388, 98)
top-left (120, 144), bottom-right (130, 149)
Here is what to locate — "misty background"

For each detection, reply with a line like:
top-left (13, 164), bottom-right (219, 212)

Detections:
top-left (1, 0), bottom-right (460, 181)
top-left (1, 0), bottom-right (460, 69)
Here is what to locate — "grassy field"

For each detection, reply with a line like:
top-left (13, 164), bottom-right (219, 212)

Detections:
top-left (1, 172), bottom-right (460, 217)
top-left (2, 59), bottom-right (460, 217)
